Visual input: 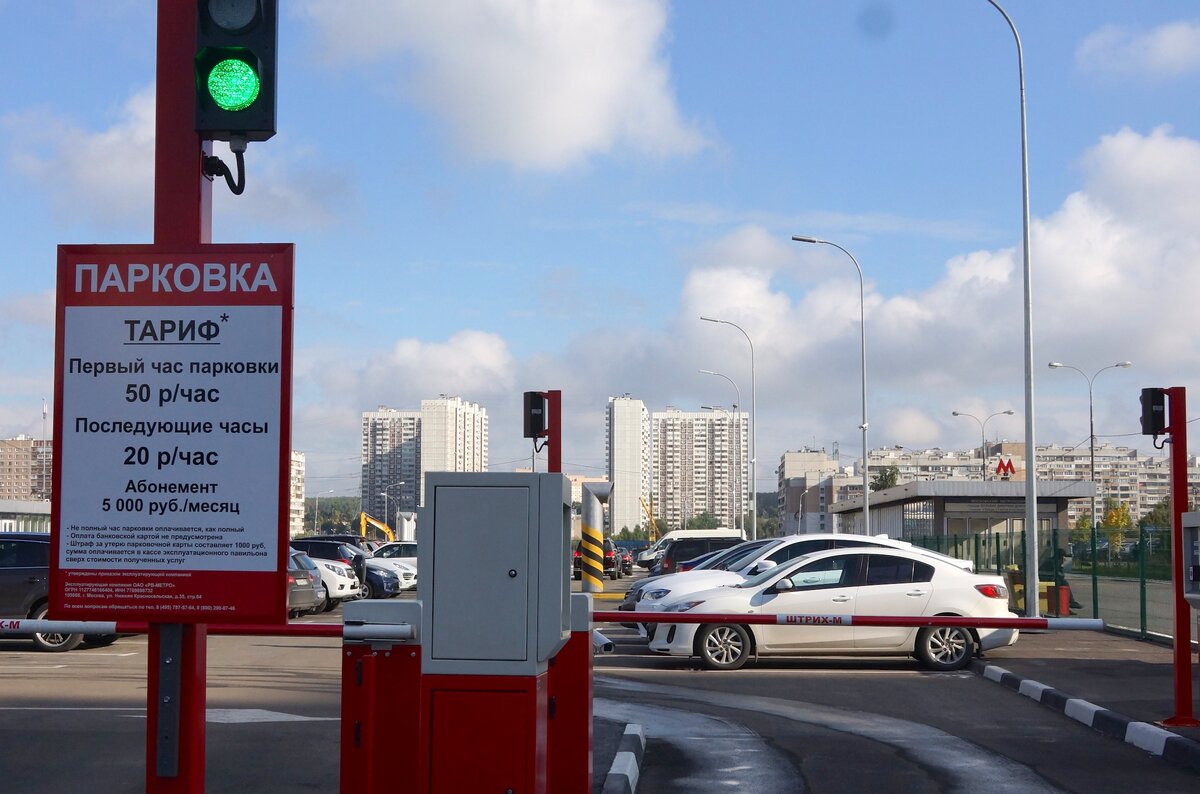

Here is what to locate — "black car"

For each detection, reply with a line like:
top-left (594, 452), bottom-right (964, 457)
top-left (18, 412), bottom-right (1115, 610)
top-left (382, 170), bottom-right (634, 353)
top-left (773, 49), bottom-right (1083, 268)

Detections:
top-left (651, 535), bottom-right (745, 576)
top-left (0, 532), bottom-right (119, 652)
top-left (361, 565), bottom-right (401, 599)
top-left (573, 538), bottom-right (620, 580)
top-left (614, 546), bottom-right (634, 576)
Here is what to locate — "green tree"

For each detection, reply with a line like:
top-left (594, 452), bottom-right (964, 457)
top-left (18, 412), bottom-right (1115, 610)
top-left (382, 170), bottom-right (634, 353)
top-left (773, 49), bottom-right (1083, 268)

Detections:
top-left (1102, 498), bottom-right (1133, 561)
top-left (870, 465), bottom-right (899, 492)
top-left (1139, 497), bottom-right (1170, 530)
top-left (686, 511), bottom-right (720, 529)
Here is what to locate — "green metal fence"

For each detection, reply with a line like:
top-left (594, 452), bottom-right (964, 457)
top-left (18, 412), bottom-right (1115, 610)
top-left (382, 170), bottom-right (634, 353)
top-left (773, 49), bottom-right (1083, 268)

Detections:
top-left (910, 525), bottom-right (1175, 638)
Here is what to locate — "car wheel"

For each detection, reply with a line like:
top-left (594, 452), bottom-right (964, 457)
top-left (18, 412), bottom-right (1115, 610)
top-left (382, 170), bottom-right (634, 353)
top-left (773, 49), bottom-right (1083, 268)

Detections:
top-left (362, 581), bottom-right (375, 599)
top-left (30, 604), bottom-right (83, 653)
top-left (915, 625), bottom-right (974, 671)
top-left (322, 591), bottom-right (339, 613)
top-left (318, 584), bottom-right (334, 612)
top-left (609, 568), bottom-right (619, 581)
top-left (696, 624), bottom-right (751, 670)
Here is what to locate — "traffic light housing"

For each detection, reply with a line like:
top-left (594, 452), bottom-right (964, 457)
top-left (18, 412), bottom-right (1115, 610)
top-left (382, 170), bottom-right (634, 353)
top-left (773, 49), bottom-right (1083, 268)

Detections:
top-left (523, 392), bottom-right (547, 438)
top-left (195, 0), bottom-right (277, 142)
top-left (1140, 387), bottom-right (1166, 435)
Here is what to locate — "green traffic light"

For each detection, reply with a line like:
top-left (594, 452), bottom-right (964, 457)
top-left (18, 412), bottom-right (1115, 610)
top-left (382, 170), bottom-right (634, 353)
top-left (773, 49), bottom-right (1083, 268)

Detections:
top-left (207, 58), bottom-right (261, 112)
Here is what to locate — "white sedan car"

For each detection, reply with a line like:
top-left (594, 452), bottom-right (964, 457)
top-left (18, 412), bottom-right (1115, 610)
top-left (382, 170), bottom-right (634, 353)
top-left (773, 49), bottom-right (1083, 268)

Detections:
top-left (649, 547), bottom-right (1017, 671)
top-left (635, 533), bottom-right (973, 615)
top-left (312, 557), bottom-right (361, 611)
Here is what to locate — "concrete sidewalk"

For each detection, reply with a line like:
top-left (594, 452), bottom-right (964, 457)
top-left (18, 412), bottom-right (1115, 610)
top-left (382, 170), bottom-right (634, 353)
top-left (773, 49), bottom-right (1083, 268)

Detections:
top-left (974, 628), bottom-right (1200, 772)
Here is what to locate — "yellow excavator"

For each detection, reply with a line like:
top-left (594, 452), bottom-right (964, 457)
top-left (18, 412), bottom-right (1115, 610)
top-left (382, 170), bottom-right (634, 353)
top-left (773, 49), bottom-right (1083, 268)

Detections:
top-left (357, 512), bottom-right (395, 542)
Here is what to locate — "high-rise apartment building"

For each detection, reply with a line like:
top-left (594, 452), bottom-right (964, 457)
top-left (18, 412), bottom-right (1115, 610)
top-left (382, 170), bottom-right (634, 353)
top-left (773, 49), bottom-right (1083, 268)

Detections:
top-left (650, 407), bottom-right (748, 531)
top-left (0, 437), bottom-right (52, 501)
top-left (360, 397), bottom-right (488, 524)
top-left (289, 451), bottom-right (306, 537)
top-left (606, 396), bottom-right (650, 533)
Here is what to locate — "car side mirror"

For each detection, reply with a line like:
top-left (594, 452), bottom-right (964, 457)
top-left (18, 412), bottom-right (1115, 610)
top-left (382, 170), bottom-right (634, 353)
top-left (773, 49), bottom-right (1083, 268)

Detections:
top-left (751, 560), bottom-right (777, 575)
top-left (772, 578), bottom-right (794, 593)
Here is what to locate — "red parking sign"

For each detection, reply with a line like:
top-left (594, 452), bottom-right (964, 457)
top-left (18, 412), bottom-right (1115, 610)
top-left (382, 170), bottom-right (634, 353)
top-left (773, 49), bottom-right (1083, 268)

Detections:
top-left (51, 244), bottom-right (294, 624)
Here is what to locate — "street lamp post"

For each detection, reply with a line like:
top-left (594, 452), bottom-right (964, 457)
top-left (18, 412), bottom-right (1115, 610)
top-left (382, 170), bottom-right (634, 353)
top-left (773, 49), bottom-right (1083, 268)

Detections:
top-left (701, 368), bottom-right (746, 533)
top-left (700, 317), bottom-right (757, 539)
top-left (951, 410), bottom-right (1015, 480)
top-left (701, 404), bottom-right (739, 533)
top-left (1048, 360), bottom-right (1132, 617)
top-left (985, 0), bottom-right (1040, 617)
top-left (381, 481), bottom-right (406, 530)
top-left (791, 235), bottom-right (869, 534)
top-left (312, 488), bottom-right (335, 533)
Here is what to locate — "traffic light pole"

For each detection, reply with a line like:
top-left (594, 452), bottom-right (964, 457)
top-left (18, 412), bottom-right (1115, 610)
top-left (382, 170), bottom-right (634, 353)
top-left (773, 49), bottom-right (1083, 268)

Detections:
top-left (1163, 387), bottom-right (1199, 727)
top-left (148, 3), bottom-right (212, 791)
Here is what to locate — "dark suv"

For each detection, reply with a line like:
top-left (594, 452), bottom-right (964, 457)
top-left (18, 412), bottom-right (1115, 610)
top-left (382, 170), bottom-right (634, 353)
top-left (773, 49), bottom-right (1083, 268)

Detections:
top-left (0, 533), bottom-right (118, 652)
top-left (573, 538), bottom-right (620, 581)
top-left (290, 538), bottom-right (367, 582)
top-left (653, 536), bottom-right (744, 576)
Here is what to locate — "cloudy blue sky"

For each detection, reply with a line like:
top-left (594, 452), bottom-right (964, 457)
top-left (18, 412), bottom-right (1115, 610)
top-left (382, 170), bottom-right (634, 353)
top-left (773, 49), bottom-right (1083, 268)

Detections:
top-left (3, 1), bottom-right (1199, 497)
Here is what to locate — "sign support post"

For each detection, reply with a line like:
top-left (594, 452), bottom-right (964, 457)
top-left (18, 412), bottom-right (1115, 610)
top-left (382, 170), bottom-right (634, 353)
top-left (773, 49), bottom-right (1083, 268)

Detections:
top-left (151, 4), bottom-right (210, 790)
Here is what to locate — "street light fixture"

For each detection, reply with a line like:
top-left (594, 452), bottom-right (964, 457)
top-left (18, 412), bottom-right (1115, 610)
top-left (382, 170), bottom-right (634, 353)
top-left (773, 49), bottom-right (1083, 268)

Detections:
top-left (700, 317), bottom-right (757, 539)
top-left (312, 488), bottom-right (335, 533)
top-left (701, 404), bottom-right (740, 533)
top-left (951, 410), bottom-right (1015, 480)
top-left (1048, 360), bottom-right (1132, 617)
top-left (791, 235), bottom-right (869, 534)
top-left (381, 481), bottom-right (406, 529)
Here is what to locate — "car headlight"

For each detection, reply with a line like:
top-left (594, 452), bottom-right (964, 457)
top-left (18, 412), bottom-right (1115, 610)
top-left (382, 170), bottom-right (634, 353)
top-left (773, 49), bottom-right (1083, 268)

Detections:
top-left (377, 570), bottom-right (398, 581)
top-left (643, 589), bottom-right (671, 601)
top-left (663, 600), bottom-right (705, 613)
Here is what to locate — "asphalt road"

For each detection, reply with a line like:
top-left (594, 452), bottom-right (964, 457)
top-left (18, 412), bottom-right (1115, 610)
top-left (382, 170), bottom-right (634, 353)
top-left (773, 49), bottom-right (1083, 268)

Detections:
top-left (0, 571), bottom-right (1195, 791)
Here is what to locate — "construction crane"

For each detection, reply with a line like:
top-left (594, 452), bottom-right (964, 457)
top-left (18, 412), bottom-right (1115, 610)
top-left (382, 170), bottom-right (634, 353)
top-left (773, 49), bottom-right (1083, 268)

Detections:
top-left (357, 512), bottom-right (395, 542)
top-left (639, 496), bottom-right (659, 541)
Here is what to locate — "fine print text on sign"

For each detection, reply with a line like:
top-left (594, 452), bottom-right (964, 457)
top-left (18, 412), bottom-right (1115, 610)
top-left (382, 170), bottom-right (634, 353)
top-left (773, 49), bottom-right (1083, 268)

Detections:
top-left (53, 246), bottom-right (294, 624)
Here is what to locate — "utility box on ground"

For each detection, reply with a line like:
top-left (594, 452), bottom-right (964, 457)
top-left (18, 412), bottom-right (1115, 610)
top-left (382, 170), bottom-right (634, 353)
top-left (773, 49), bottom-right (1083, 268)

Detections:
top-left (418, 472), bottom-right (571, 676)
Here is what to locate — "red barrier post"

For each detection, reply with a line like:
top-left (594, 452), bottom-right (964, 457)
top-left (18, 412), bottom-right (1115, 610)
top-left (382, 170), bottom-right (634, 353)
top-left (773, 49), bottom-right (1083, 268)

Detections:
top-left (340, 644), bottom-right (422, 792)
top-left (546, 390), bottom-right (562, 473)
top-left (147, 3), bottom-right (212, 790)
top-left (547, 594), bottom-right (594, 793)
top-left (1163, 386), bottom-right (1199, 727)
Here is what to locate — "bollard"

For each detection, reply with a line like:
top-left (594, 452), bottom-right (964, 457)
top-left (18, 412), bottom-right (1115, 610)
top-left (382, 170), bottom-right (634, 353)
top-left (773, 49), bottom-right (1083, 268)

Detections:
top-left (339, 601), bottom-right (423, 793)
top-left (548, 594), bottom-right (595, 794)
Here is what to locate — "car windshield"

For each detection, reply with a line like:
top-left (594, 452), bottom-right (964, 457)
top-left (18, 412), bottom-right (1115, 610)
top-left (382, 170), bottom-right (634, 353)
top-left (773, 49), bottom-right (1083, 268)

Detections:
top-left (718, 539), bottom-right (782, 572)
top-left (374, 545), bottom-right (401, 558)
top-left (737, 553), bottom-right (812, 588)
top-left (294, 553), bottom-right (318, 572)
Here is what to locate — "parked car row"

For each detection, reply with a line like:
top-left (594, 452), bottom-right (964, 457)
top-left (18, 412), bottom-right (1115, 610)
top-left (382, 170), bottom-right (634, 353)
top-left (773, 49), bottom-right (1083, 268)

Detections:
top-left (614, 533), bottom-right (1016, 672)
top-left (0, 532), bottom-right (418, 652)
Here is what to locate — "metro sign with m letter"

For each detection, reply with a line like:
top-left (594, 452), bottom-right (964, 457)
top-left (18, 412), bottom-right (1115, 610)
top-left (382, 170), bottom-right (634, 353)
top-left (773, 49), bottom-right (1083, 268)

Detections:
top-left (51, 244), bottom-right (294, 624)
top-left (996, 458), bottom-right (1016, 478)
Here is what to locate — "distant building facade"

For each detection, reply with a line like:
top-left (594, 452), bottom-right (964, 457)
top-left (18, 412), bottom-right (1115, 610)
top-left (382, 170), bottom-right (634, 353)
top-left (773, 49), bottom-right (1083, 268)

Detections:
top-left (606, 396), bottom-right (650, 533)
top-left (0, 437), bottom-right (52, 501)
top-left (289, 451), bottom-right (306, 537)
top-left (360, 397), bottom-right (489, 524)
top-left (650, 407), bottom-right (748, 531)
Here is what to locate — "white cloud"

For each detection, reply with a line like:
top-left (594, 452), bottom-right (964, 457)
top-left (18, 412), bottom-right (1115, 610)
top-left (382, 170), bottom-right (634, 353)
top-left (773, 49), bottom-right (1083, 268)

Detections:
top-left (0, 85), bottom-right (352, 232)
top-left (2, 86), bottom-right (155, 228)
top-left (1076, 21), bottom-right (1200, 78)
top-left (298, 0), bottom-right (707, 170)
